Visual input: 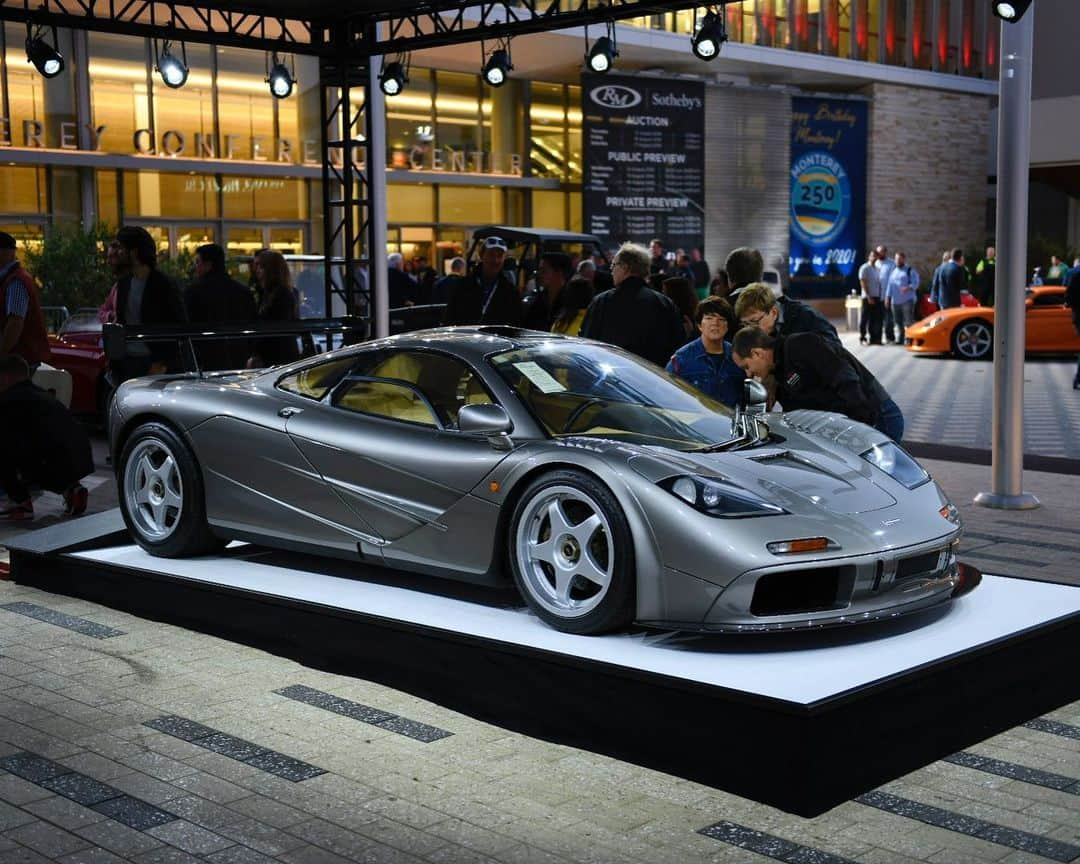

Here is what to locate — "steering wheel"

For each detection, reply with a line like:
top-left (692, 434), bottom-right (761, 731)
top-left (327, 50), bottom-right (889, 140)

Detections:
top-left (561, 398), bottom-right (606, 434)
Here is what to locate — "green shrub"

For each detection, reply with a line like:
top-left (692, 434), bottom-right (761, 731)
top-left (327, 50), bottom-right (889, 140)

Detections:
top-left (23, 222), bottom-right (114, 313)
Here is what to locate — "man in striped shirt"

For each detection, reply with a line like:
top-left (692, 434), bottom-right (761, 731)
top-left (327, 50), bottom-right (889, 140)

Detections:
top-left (0, 232), bottom-right (50, 372)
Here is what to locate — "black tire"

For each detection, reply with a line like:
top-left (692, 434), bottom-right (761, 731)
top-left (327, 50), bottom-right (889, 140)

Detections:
top-left (508, 469), bottom-right (635, 635)
top-left (118, 421), bottom-right (222, 557)
top-left (950, 318), bottom-right (993, 361)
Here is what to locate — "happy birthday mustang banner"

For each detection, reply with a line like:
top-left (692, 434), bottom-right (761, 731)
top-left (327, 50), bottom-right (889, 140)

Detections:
top-left (788, 97), bottom-right (868, 299)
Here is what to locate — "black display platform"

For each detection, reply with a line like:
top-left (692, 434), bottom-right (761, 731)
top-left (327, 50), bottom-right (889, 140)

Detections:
top-left (7, 510), bottom-right (1080, 817)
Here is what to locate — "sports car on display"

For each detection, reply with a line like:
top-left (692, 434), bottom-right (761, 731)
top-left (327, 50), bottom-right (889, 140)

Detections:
top-left (905, 285), bottom-right (1080, 360)
top-left (109, 327), bottom-right (975, 635)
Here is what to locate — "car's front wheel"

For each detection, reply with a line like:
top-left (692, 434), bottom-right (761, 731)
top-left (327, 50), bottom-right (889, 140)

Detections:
top-left (951, 319), bottom-right (993, 360)
top-left (119, 422), bottom-right (222, 558)
top-left (509, 469), bottom-right (634, 634)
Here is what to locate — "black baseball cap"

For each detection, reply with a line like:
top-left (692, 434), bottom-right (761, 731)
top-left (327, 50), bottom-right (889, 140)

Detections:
top-left (0, 232), bottom-right (16, 250)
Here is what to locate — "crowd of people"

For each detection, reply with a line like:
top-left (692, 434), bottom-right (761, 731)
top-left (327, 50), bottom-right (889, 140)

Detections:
top-left (0, 226), bottom-right (309, 522)
top-left (1032, 255), bottom-right (1080, 287)
top-left (438, 233), bottom-right (904, 444)
top-left (5, 220), bottom-right (1075, 522)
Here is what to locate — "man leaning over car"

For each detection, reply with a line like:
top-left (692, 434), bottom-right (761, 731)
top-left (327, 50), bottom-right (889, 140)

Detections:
top-left (731, 327), bottom-right (904, 442)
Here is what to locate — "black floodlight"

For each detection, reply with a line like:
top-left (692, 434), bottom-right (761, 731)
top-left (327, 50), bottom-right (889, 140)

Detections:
top-left (692, 10), bottom-right (727, 60)
top-left (991, 0), bottom-right (1033, 21)
top-left (482, 43), bottom-right (513, 87)
top-left (379, 58), bottom-right (408, 97)
top-left (267, 53), bottom-right (294, 98)
top-left (156, 40), bottom-right (189, 89)
top-left (25, 25), bottom-right (64, 78)
top-left (587, 26), bottom-right (618, 73)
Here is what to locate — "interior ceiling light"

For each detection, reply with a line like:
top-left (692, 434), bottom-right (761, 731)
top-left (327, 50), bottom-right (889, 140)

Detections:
top-left (587, 31), bottom-right (618, 73)
top-left (379, 58), bottom-right (408, 97)
top-left (267, 53), bottom-right (294, 98)
top-left (25, 25), bottom-right (64, 78)
top-left (482, 44), bottom-right (513, 87)
top-left (692, 10), bottom-right (728, 61)
top-left (156, 40), bottom-right (189, 89)
top-left (992, 0), bottom-right (1032, 20)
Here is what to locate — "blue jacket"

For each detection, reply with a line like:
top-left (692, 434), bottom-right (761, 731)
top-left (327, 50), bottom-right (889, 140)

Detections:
top-left (665, 338), bottom-right (745, 408)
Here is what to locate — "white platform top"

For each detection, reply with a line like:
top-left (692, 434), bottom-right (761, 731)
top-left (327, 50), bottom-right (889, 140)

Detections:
top-left (73, 544), bottom-right (1080, 706)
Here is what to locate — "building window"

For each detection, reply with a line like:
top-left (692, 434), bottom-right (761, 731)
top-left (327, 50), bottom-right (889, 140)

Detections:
top-left (387, 68), bottom-right (434, 169)
top-left (216, 46), bottom-right (275, 160)
top-left (438, 185), bottom-right (504, 224)
top-left (0, 166), bottom-right (46, 213)
top-left (88, 32), bottom-right (150, 155)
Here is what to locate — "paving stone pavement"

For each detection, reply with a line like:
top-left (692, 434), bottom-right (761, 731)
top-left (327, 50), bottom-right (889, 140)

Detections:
top-left (1, 397), bottom-right (1078, 863)
top-left (838, 329), bottom-right (1080, 461)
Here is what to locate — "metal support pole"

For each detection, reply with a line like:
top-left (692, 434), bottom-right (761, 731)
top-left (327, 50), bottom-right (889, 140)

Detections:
top-left (974, 9), bottom-right (1039, 511)
top-left (366, 30), bottom-right (389, 340)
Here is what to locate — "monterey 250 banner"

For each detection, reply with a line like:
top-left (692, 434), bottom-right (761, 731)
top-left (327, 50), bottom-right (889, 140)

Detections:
top-left (788, 96), bottom-right (868, 299)
top-left (582, 73), bottom-right (705, 253)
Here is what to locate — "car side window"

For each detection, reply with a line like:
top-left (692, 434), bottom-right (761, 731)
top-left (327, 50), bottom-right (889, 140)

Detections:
top-left (1031, 292), bottom-right (1066, 308)
top-left (277, 356), bottom-right (355, 400)
top-left (353, 349), bottom-right (494, 430)
top-left (333, 379), bottom-right (439, 427)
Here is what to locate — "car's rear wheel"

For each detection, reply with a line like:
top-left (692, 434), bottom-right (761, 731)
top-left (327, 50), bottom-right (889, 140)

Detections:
top-left (951, 319), bottom-right (993, 360)
top-left (119, 422), bottom-right (222, 557)
top-left (509, 469), bottom-right (634, 634)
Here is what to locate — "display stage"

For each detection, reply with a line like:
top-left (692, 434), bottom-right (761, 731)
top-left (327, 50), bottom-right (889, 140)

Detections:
top-left (8, 509), bottom-right (1080, 817)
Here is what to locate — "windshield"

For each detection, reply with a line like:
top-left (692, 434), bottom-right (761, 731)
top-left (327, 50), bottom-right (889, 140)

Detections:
top-left (490, 342), bottom-right (734, 451)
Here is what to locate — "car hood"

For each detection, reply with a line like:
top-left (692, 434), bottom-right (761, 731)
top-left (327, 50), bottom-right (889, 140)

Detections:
top-left (614, 410), bottom-right (902, 516)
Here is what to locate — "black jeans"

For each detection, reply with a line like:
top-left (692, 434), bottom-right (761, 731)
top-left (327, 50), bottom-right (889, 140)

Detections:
top-left (865, 299), bottom-right (884, 344)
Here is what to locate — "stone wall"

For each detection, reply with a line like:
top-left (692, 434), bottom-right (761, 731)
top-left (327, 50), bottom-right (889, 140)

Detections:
top-left (863, 82), bottom-right (992, 283)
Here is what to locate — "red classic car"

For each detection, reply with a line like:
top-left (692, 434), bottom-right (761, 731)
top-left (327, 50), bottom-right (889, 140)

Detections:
top-left (47, 311), bottom-right (109, 417)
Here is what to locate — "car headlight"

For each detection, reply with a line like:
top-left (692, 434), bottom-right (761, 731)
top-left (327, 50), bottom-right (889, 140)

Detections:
top-left (927, 315), bottom-right (946, 328)
top-left (861, 442), bottom-right (930, 489)
top-left (939, 502), bottom-right (962, 526)
top-left (661, 475), bottom-right (786, 518)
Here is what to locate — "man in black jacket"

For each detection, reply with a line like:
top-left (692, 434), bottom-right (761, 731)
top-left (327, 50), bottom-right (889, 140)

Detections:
top-left (443, 236), bottom-right (521, 326)
top-left (579, 242), bottom-right (685, 367)
top-left (112, 226), bottom-right (188, 380)
top-left (185, 243), bottom-right (257, 371)
top-left (938, 248), bottom-right (969, 309)
top-left (731, 327), bottom-right (904, 441)
top-left (521, 252), bottom-right (571, 331)
top-left (0, 355), bottom-right (94, 521)
top-left (733, 283), bottom-right (841, 347)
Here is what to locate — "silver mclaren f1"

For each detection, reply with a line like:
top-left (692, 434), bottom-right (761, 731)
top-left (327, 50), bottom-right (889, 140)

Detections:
top-left (109, 327), bottom-right (976, 635)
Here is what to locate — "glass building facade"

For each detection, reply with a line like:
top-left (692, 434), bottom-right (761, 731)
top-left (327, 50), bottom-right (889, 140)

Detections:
top-left (0, 1), bottom-right (992, 271)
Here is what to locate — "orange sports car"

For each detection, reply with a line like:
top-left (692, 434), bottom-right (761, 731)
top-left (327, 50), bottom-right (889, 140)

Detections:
top-left (904, 285), bottom-right (1080, 360)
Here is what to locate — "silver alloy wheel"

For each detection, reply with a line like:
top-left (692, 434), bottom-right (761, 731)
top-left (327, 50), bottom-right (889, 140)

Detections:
top-left (124, 437), bottom-right (184, 541)
top-left (955, 321), bottom-right (992, 359)
top-left (515, 484), bottom-right (614, 619)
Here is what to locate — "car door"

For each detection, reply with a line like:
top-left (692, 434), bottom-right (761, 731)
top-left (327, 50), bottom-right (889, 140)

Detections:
top-left (283, 347), bottom-right (514, 572)
top-left (190, 355), bottom-right (382, 555)
top-left (1025, 289), bottom-right (1076, 350)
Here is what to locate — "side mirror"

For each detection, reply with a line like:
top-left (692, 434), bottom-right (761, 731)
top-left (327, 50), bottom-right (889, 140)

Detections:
top-left (459, 403), bottom-right (513, 436)
top-left (743, 378), bottom-right (768, 414)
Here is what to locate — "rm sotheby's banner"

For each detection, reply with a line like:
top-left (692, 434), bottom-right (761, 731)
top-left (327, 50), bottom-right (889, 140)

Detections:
top-left (788, 96), bottom-right (868, 298)
top-left (582, 74), bottom-right (705, 253)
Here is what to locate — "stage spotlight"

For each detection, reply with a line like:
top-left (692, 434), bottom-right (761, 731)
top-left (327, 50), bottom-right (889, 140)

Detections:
top-left (25, 26), bottom-right (64, 78)
top-left (692, 10), bottom-right (727, 60)
top-left (587, 35), bottom-right (618, 73)
top-left (379, 60), bottom-right (407, 96)
top-left (267, 53), bottom-right (294, 98)
top-left (156, 41), bottom-right (189, 89)
top-left (991, 0), bottom-right (1032, 20)
top-left (482, 47), bottom-right (512, 87)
